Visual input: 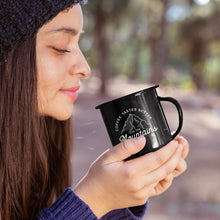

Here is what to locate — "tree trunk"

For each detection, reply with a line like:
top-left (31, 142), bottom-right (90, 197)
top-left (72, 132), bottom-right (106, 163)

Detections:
top-left (149, 0), bottom-right (169, 84)
top-left (94, 6), bottom-right (109, 95)
top-left (130, 41), bottom-right (141, 80)
top-left (189, 38), bottom-right (207, 89)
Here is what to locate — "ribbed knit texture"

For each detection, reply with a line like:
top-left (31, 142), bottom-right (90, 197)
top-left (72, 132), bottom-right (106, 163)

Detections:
top-left (38, 188), bottom-right (98, 220)
top-left (0, 0), bottom-right (87, 60)
top-left (100, 204), bottom-right (148, 220)
top-left (38, 188), bottom-right (148, 220)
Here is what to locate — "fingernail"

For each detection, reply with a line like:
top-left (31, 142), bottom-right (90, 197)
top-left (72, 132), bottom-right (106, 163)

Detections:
top-left (134, 136), bottom-right (145, 145)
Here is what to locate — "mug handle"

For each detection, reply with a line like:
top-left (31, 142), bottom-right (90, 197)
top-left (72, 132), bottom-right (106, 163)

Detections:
top-left (158, 96), bottom-right (183, 139)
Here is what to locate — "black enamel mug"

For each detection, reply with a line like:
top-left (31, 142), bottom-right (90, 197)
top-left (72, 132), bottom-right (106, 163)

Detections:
top-left (96, 85), bottom-right (183, 160)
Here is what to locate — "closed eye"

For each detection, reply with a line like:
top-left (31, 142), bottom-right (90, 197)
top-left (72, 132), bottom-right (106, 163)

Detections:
top-left (51, 47), bottom-right (71, 54)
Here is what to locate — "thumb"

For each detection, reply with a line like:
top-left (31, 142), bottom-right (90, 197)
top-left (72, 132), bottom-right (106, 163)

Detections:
top-left (105, 136), bottom-right (146, 163)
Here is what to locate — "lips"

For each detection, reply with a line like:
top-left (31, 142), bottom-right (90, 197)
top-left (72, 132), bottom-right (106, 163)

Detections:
top-left (59, 85), bottom-right (80, 100)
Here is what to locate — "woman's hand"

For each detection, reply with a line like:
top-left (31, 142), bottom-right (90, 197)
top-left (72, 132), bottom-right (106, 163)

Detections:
top-left (151, 135), bottom-right (189, 197)
top-left (173, 135), bottom-right (189, 177)
top-left (74, 136), bottom-right (188, 218)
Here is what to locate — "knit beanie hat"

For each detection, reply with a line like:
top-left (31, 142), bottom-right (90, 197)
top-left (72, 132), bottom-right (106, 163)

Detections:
top-left (0, 0), bottom-right (87, 60)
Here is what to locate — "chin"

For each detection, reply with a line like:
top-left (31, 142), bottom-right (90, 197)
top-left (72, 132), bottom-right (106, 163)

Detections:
top-left (45, 107), bottom-right (73, 121)
top-left (52, 111), bottom-right (73, 121)
top-left (38, 102), bottom-right (74, 120)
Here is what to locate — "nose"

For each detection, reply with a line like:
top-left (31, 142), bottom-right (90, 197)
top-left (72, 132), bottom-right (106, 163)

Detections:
top-left (69, 48), bottom-right (91, 78)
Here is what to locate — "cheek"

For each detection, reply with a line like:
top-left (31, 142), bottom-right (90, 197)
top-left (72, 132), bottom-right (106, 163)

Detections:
top-left (37, 54), bottom-right (66, 97)
top-left (37, 55), bottom-right (69, 120)
top-left (36, 47), bottom-right (73, 120)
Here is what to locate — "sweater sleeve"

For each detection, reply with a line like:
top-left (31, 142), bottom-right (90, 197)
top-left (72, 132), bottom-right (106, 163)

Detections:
top-left (38, 188), bottom-right (98, 220)
top-left (38, 188), bottom-right (148, 220)
top-left (100, 202), bottom-right (148, 220)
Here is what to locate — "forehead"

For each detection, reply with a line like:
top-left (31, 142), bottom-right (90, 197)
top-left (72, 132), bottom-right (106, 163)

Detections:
top-left (39, 4), bottom-right (83, 34)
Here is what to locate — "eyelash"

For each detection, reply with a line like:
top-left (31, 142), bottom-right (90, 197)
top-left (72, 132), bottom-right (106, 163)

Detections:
top-left (52, 47), bottom-right (71, 54)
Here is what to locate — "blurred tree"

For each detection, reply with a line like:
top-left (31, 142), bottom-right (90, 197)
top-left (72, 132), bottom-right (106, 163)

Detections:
top-left (85, 0), bottom-right (130, 94)
top-left (181, 1), bottom-right (220, 89)
top-left (147, 0), bottom-right (170, 84)
top-left (82, 0), bottom-right (220, 92)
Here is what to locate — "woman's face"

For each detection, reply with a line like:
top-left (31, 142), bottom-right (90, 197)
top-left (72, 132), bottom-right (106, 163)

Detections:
top-left (36, 4), bottom-right (90, 120)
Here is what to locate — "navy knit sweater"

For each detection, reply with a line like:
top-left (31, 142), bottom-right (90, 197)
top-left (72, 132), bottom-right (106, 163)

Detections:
top-left (38, 188), bottom-right (148, 219)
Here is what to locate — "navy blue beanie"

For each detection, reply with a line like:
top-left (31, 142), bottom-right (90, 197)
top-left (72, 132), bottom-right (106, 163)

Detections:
top-left (0, 0), bottom-right (87, 60)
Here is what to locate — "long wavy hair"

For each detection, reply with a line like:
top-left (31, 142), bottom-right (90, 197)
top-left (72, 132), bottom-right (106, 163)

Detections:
top-left (0, 36), bottom-right (73, 219)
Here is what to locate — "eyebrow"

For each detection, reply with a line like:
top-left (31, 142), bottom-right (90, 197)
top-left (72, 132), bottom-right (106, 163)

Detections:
top-left (47, 27), bottom-right (84, 36)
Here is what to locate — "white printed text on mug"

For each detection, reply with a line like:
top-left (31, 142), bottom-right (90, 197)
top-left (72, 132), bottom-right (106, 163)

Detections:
top-left (114, 108), bottom-right (158, 143)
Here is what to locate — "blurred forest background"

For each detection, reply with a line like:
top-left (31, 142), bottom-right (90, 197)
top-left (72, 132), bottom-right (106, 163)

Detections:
top-left (80, 0), bottom-right (220, 94)
top-left (73, 0), bottom-right (220, 219)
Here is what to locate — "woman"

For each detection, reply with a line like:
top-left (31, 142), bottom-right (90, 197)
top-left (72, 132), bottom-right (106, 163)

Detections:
top-left (0, 0), bottom-right (189, 219)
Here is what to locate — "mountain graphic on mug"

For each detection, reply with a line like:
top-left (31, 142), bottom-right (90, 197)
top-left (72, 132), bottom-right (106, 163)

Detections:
top-left (121, 113), bottom-right (150, 134)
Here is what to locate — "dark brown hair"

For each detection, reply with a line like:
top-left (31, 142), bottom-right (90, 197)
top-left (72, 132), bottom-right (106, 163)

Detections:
top-left (0, 36), bottom-right (72, 219)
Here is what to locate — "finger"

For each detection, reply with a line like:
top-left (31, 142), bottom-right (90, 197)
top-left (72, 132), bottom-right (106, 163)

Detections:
top-left (129, 173), bottom-right (173, 204)
top-left (143, 173), bottom-right (174, 198)
top-left (173, 134), bottom-right (180, 140)
top-left (125, 140), bottom-right (178, 175)
top-left (145, 145), bottom-right (183, 185)
top-left (178, 136), bottom-right (189, 159)
top-left (103, 136), bottom-right (146, 163)
top-left (174, 135), bottom-right (189, 159)
top-left (153, 173), bottom-right (174, 196)
top-left (163, 173), bottom-right (174, 184)
top-left (173, 158), bottom-right (187, 177)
